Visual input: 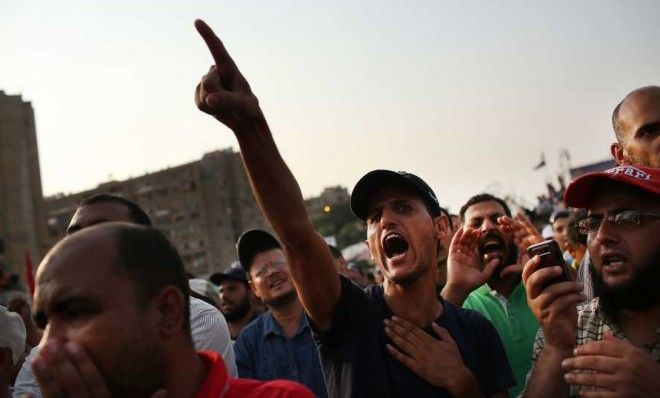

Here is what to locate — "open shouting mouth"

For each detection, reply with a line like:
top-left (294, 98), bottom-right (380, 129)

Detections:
top-left (383, 232), bottom-right (410, 260)
top-left (601, 251), bottom-right (628, 273)
top-left (479, 232), bottom-right (506, 259)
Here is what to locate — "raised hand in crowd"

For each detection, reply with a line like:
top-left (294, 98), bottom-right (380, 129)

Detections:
top-left (194, 20), bottom-right (514, 397)
top-left (441, 227), bottom-right (501, 305)
top-left (561, 331), bottom-right (660, 397)
top-left (384, 316), bottom-right (484, 397)
top-left (194, 19), bottom-right (264, 133)
top-left (497, 212), bottom-right (543, 278)
top-left (443, 212), bottom-right (544, 306)
top-left (194, 18), bottom-right (340, 334)
top-left (520, 253), bottom-right (584, 397)
top-left (522, 255), bottom-right (583, 351)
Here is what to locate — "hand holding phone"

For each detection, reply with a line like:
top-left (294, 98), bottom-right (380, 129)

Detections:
top-left (527, 239), bottom-right (572, 288)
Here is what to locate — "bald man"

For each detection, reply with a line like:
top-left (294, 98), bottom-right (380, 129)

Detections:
top-left (31, 223), bottom-right (313, 397)
top-left (611, 85), bottom-right (660, 168)
top-left (578, 86), bottom-right (660, 304)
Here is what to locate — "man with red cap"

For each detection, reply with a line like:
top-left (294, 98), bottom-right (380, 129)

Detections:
top-left (521, 165), bottom-right (660, 397)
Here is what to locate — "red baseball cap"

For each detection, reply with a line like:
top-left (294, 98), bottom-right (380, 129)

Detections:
top-left (564, 165), bottom-right (660, 208)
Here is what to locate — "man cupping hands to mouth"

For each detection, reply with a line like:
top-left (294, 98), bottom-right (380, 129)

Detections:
top-left (442, 194), bottom-right (542, 306)
top-left (441, 193), bottom-right (543, 398)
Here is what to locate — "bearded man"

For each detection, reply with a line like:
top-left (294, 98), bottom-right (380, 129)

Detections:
top-left (522, 165), bottom-right (660, 397)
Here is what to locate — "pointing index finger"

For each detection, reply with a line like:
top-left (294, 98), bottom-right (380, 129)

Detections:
top-left (194, 19), bottom-right (237, 73)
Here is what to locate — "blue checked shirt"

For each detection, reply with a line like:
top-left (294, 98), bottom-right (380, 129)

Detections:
top-left (234, 311), bottom-right (327, 397)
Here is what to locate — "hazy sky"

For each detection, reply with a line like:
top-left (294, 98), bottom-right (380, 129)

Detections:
top-left (2, 1), bottom-right (659, 212)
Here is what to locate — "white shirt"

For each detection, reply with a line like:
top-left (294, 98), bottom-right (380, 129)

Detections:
top-left (12, 297), bottom-right (236, 397)
top-left (189, 297), bottom-right (237, 376)
top-left (489, 288), bottom-right (510, 317)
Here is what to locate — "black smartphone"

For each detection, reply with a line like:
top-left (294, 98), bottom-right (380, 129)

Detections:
top-left (527, 239), bottom-right (572, 287)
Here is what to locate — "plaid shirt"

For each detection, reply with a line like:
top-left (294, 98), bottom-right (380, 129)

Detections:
top-left (525, 298), bottom-right (660, 397)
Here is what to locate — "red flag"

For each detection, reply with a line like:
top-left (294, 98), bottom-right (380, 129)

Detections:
top-left (24, 252), bottom-right (35, 298)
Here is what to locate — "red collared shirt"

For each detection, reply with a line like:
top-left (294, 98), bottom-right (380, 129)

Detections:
top-left (195, 351), bottom-right (315, 398)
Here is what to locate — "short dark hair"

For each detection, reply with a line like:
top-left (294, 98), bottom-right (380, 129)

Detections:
top-left (549, 210), bottom-right (570, 224)
top-left (79, 194), bottom-right (152, 226)
top-left (566, 209), bottom-right (587, 247)
top-left (114, 225), bottom-right (191, 333)
top-left (328, 245), bottom-right (343, 259)
top-left (459, 193), bottom-right (512, 222)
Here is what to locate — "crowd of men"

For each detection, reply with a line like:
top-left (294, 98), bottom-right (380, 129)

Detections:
top-left (1, 18), bottom-right (658, 398)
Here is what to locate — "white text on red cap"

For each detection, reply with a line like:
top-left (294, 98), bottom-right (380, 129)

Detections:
top-left (605, 166), bottom-right (652, 180)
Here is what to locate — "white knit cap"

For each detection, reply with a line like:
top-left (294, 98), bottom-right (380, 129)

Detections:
top-left (0, 306), bottom-right (26, 364)
top-left (189, 279), bottom-right (220, 307)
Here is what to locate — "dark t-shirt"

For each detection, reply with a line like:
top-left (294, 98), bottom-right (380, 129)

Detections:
top-left (313, 276), bottom-right (515, 397)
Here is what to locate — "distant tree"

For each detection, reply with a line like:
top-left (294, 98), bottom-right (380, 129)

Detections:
top-left (310, 201), bottom-right (364, 248)
top-left (337, 222), bottom-right (366, 249)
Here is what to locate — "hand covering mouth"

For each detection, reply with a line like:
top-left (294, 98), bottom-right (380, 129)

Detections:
top-left (383, 233), bottom-right (409, 259)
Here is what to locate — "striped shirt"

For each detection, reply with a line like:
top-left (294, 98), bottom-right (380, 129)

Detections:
top-left (526, 297), bottom-right (660, 397)
top-left (190, 297), bottom-right (237, 376)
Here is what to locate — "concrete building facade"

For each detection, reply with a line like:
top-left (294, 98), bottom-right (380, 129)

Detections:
top-left (0, 91), bottom-right (48, 277)
top-left (45, 149), bottom-right (270, 276)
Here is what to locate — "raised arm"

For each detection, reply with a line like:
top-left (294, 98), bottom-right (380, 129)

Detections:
top-left (442, 227), bottom-right (500, 306)
top-left (193, 19), bottom-right (340, 331)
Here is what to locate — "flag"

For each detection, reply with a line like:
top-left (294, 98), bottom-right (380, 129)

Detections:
top-left (24, 252), bottom-right (35, 298)
top-left (533, 153), bottom-right (546, 170)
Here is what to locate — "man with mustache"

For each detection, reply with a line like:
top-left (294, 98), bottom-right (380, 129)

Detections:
top-left (212, 266), bottom-right (258, 340)
top-left (522, 165), bottom-right (660, 397)
top-left (232, 230), bottom-right (327, 398)
top-left (30, 223), bottom-right (314, 398)
top-left (13, 194), bottom-right (239, 398)
top-left (193, 19), bottom-right (514, 397)
top-left (441, 194), bottom-right (541, 398)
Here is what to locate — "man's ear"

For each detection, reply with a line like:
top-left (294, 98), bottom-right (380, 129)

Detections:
top-left (610, 142), bottom-right (630, 165)
top-left (248, 280), bottom-right (260, 299)
top-left (364, 240), bottom-right (375, 261)
top-left (154, 286), bottom-right (186, 337)
top-left (433, 214), bottom-right (450, 241)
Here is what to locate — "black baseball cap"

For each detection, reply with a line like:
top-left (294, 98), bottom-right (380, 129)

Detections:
top-left (236, 229), bottom-right (282, 273)
top-left (210, 266), bottom-right (248, 285)
top-left (351, 170), bottom-right (441, 221)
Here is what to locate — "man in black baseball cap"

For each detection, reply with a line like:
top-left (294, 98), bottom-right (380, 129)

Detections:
top-left (350, 170), bottom-right (441, 221)
top-left (211, 265), bottom-right (257, 340)
top-left (193, 20), bottom-right (513, 397)
top-left (232, 230), bottom-right (327, 397)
